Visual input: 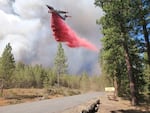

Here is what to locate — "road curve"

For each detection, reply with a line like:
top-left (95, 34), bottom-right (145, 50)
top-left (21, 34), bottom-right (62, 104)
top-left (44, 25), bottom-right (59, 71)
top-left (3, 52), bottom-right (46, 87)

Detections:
top-left (0, 92), bottom-right (104, 113)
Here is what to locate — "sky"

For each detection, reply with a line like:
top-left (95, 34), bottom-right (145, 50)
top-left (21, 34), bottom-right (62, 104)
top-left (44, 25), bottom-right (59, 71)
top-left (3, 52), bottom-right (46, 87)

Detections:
top-left (0, 0), bottom-right (104, 75)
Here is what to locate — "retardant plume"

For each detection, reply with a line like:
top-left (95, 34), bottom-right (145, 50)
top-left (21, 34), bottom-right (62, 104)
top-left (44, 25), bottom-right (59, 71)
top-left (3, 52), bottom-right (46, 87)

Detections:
top-left (50, 12), bottom-right (99, 52)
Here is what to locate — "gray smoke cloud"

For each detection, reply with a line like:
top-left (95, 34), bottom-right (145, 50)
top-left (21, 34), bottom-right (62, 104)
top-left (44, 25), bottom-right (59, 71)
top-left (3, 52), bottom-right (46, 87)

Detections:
top-left (0, 0), bottom-right (103, 75)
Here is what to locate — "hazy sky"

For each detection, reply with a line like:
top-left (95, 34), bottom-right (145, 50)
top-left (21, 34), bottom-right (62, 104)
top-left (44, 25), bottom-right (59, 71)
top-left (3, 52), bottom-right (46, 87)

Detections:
top-left (0, 0), bottom-right (104, 75)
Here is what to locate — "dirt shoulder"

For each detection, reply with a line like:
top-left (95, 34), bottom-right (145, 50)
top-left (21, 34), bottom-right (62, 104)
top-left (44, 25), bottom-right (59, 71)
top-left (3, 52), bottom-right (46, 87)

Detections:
top-left (98, 94), bottom-right (149, 113)
top-left (62, 93), bottom-right (149, 113)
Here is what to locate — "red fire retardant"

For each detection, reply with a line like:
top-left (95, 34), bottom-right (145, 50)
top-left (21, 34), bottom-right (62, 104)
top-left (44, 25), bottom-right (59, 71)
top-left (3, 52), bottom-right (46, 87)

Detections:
top-left (50, 12), bottom-right (98, 52)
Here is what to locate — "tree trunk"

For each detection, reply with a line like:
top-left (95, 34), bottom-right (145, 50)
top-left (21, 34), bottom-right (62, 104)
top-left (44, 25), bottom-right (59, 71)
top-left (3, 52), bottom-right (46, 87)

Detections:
top-left (142, 20), bottom-right (150, 65)
top-left (114, 76), bottom-right (118, 100)
top-left (57, 71), bottom-right (60, 87)
top-left (0, 79), bottom-right (4, 96)
top-left (124, 44), bottom-right (138, 106)
top-left (120, 12), bottom-right (138, 105)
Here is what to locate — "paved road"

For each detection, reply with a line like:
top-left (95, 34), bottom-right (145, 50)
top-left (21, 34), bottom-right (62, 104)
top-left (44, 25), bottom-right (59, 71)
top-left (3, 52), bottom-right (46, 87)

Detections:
top-left (0, 92), bottom-right (104, 113)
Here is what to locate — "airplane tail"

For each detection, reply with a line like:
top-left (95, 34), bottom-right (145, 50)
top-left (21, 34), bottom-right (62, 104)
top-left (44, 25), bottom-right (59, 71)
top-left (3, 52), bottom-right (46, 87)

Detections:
top-left (64, 15), bottom-right (71, 18)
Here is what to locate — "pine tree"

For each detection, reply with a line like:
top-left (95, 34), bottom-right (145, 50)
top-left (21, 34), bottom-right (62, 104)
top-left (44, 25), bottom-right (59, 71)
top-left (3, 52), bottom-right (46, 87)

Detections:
top-left (0, 43), bottom-right (15, 95)
top-left (54, 43), bottom-right (68, 87)
top-left (95, 0), bottom-right (146, 105)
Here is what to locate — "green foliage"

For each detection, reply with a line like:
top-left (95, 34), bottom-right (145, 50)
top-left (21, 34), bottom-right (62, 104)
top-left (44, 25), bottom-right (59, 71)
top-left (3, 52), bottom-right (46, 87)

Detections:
top-left (32, 64), bottom-right (47, 88)
top-left (0, 43), bottom-right (15, 88)
top-left (90, 74), bottom-right (111, 91)
top-left (47, 69), bottom-right (57, 86)
top-left (60, 75), bottom-right (80, 89)
top-left (54, 43), bottom-right (68, 86)
top-left (54, 43), bottom-right (68, 75)
top-left (13, 63), bottom-right (49, 88)
top-left (144, 65), bottom-right (150, 95)
top-left (129, 0), bottom-right (150, 65)
top-left (13, 64), bottom-right (35, 88)
top-left (80, 72), bottom-right (90, 91)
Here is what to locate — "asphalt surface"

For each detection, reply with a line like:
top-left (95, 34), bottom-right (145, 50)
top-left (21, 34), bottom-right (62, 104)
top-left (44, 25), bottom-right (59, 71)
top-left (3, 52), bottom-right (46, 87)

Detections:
top-left (0, 92), bottom-right (104, 113)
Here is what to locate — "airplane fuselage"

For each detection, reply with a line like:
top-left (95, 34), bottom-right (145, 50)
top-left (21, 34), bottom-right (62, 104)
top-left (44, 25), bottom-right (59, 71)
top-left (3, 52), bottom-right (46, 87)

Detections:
top-left (47, 5), bottom-right (70, 20)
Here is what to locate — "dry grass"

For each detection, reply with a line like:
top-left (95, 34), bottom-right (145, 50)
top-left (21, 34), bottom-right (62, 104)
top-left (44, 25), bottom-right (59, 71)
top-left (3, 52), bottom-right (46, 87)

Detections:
top-left (0, 88), bottom-right (80, 106)
top-left (3, 88), bottom-right (44, 96)
top-left (0, 88), bottom-right (44, 106)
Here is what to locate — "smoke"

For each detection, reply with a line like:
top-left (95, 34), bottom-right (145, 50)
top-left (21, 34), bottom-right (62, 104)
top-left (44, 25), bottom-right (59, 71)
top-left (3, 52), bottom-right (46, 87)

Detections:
top-left (0, 0), bottom-right (103, 75)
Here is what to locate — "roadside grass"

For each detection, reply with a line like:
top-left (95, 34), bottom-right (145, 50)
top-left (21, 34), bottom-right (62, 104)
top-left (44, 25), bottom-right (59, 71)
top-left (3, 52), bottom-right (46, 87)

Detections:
top-left (0, 87), bottom-right (81, 106)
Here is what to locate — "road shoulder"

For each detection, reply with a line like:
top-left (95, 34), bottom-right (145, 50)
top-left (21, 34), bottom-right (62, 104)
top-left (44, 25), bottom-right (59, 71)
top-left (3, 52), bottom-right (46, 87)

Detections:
top-left (61, 93), bottom-right (149, 113)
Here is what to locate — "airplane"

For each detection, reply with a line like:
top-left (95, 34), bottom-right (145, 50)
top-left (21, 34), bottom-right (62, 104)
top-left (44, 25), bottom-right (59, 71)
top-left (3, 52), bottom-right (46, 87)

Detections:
top-left (46, 5), bottom-right (71, 20)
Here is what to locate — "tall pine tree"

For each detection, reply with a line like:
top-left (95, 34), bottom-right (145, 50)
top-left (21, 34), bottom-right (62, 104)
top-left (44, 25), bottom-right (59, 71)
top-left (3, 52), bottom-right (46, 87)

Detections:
top-left (0, 43), bottom-right (15, 95)
top-left (95, 0), bottom-right (146, 105)
top-left (54, 43), bottom-right (68, 87)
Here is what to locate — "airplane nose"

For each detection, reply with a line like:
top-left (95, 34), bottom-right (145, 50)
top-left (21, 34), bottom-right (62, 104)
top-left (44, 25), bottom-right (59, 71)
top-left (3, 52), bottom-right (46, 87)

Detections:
top-left (46, 5), bottom-right (49, 9)
top-left (46, 5), bottom-right (52, 10)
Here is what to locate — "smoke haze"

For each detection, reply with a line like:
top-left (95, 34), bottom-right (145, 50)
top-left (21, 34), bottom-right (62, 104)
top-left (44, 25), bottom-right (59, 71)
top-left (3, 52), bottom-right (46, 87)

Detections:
top-left (0, 0), bottom-right (103, 75)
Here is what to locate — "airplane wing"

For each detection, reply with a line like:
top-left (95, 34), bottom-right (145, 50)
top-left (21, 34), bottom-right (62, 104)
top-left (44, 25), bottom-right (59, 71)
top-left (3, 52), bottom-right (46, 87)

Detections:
top-left (57, 10), bottom-right (68, 14)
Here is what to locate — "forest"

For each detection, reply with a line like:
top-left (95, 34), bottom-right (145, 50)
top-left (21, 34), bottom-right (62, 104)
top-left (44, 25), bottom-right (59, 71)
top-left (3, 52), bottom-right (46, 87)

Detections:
top-left (0, 43), bottom-right (108, 97)
top-left (0, 0), bottom-right (149, 107)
